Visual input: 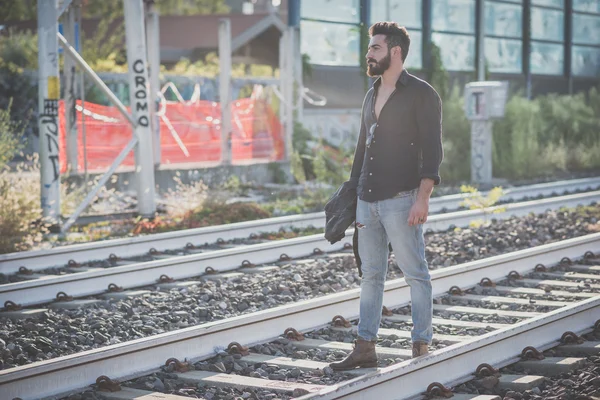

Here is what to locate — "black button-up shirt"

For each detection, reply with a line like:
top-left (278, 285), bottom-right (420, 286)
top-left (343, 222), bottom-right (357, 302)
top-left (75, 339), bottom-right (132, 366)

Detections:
top-left (350, 69), bottom-right (443, 202)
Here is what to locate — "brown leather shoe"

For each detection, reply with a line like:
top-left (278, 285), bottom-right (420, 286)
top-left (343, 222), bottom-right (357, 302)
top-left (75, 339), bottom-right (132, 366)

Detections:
top-left (412, 342), bottom-right (429, 358)
top-left (329, 338), bottom-right (378, 370)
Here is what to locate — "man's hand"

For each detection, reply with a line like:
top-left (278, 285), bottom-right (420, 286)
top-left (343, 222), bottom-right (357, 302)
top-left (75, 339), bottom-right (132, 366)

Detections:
top-left (408, 198), bottom-right (429, 226)
top-left (408, 178), bottom-right (435, 226)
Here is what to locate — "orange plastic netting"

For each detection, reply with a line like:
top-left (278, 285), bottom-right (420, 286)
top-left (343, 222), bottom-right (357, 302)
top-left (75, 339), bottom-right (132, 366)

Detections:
top-left (58, 98), bottom-right (285, 173)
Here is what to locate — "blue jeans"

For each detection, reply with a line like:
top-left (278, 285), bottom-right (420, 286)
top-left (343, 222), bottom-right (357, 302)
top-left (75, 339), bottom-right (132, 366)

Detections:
top-left (356, 190), bottom-right (433, 344)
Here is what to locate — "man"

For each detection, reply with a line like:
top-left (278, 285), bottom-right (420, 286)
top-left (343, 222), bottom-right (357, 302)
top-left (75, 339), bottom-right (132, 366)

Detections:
top-left (330, 22), bottom-right (443, 371)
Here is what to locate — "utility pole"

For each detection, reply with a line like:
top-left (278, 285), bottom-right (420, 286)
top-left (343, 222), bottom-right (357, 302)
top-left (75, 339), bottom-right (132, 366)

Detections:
top-left (63, 3), bottom-right (78, 174)
top-left (145, 0), bottom-right (161, 166)
top-left (38, 0), bottom-right (61, 230)
top-left (124, 0), bottom-right (157, 217)
top-left (219, 18), bottom-right (232, 165)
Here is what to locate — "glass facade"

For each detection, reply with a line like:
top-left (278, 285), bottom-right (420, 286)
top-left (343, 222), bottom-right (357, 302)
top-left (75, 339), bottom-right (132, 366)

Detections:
top-left (370, 0), bottom-right (422, 27)
top-left (300, 0), bottom-right (360, 23)
top-left (432, 0), bottom-right (476, 71)
top-left (370, 0), bottom-right (423, 69)
top-left (298, 0), bottom-right (600, 77)
top-left (485, 37), bottom-right (522, 73)
top-left (300, 20), bottom-right (360, 66)
top-left (432, 0), bottom-right (476, 34)
top-left (485, 0), bottom-right (522, 73)
top-left (572, 2), bottom-right (600, 77)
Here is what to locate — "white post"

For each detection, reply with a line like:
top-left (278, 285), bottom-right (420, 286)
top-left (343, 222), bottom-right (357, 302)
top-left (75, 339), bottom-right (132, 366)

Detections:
top-left (38, 0), bottom-right (61, 229)
top-left (124, 0), bottom-right (156, 217)
top-left (219, 18), bottom-right (232, 165)
top-left (145, 0), bottom-right (161, 166)
top-left (470, 120), bottom-right (493, 183)
top-left (63, 4), bottom-right (78, 174)
top-left (284, 27), bottom-right (295, 161)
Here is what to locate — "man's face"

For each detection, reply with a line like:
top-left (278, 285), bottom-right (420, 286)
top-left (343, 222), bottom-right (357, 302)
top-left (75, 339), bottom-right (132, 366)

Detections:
top-left (366, 34), bottom-right (392, 77)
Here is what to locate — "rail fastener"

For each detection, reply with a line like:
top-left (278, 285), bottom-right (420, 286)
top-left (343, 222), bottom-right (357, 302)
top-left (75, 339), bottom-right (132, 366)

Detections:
top-left (475, 363), bottom-right (500, 378)
top-left (96, 375), bottom-right (121, 392)
top-left (560, 331), bottom-right (585, 344)
top-left (331, 315), bottom-right (351, 328)
top-left (284, 327), bottom-right (305, 341)
top-left (165, 357), bottom-right (193, 372)
top-left (227, 342), bottom-right (250, 356)
top-left (521, 346), bottom-right (545, 360)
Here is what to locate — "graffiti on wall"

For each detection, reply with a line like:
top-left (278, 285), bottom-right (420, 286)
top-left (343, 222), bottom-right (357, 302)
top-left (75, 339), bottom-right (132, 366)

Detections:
top-left (302, 109), bottom-right (361, 148)
top-left (40, 98), bottom-right (60, 185)
top-left (132, 59), bottom-right (150, 127)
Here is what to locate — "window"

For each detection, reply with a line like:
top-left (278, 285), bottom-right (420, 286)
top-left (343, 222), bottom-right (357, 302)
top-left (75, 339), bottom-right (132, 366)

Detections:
top-left (573, 0), bottom-right (600, 13)
top-left (572, 45), bottom-right (600, 76)
top-left (529, 4), bottom-right (564, 75)
top-left (531, 42), bottom-right (564, 74)
top-left (300, 0), bottom-right (360, 23)
top-left (531, 0), bottom-right (563, 8)
top-left (572, 2), bottom-right (600, 77)
top-left (485, 2), bottom-right (522, 37)
top-left (406, 30), bottom-right (423, 69)
top-left (432, 0), bottom-right (476, 70)
top-left (432, 0), bottom-right (476, 34)
top-left (432, 32), bottom-right (476, 70)
top-left (370, 0), bottom-right (422, 27)
top-left (300, 20), bottom-right (360, 66)
top-left (572, 14), bottom-right (600, 46)
top-left (531, 7), bottom-right (564, 42)
top-left (369, 0), bottom-right (423, 69)
top-left (485, 38), bottom-right (522, 73)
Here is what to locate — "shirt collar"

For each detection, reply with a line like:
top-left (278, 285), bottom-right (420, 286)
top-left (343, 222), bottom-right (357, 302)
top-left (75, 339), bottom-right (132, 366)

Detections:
top-left (373, 69), bottom-right (410, 90)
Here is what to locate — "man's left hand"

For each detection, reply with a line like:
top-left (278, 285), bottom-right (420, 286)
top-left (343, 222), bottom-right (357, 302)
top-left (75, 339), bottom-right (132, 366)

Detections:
top-left (408, 199), bottom-right (429, 226)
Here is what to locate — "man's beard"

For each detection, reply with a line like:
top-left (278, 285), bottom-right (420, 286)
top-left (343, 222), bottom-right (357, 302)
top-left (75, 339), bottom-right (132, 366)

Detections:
top-left (367, 50), bottom-right (391, 77)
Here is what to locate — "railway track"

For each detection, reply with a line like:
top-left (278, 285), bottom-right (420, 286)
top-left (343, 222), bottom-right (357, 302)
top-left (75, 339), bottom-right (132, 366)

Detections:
top-left (2, 176), bottom-right (600, 276)
top-left (0, 190), bottom-right (598, 309)
top-left (1, 233), bottom-right (599, 399)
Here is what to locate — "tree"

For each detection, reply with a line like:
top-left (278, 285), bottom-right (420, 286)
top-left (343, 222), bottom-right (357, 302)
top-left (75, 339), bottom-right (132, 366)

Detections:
top-left (0, 0), bottom-right (230, 22)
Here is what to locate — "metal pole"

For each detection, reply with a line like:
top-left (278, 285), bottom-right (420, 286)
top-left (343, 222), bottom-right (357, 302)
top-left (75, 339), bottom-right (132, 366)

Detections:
top-left (58, 33), bottom-right (136, 126)
top-left (523, 0), bottom-right (532, 99)
top-left (219, 18), bottom-right (232, 165)
top-left (38, 0), bottom-right (61, 230)
top-left (476, 0), bottom-right (485, 81)
top-left (294, 27), bottom-right (303, 124)
top-left (279, 29), bottom-right (287, 141)
top-left (64, 4), bottom-right (78, 173)
top-left (124, 0), bottom-right (156, 217)
top-left (284, 27), bottom-right (295, 160)
top-left (145, 0), bottom-right (161, 166)
top-left (565, 0), bottom-right (573, 94)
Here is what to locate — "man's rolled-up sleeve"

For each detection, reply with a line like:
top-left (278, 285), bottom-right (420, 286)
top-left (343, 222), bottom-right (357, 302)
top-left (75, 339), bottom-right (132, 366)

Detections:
top-left (416, 85), bottom-right (443, 185)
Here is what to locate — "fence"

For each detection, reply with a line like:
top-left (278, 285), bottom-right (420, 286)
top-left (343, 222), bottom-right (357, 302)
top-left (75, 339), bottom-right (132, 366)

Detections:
top-left (58, 94), bottom-right (285, 173)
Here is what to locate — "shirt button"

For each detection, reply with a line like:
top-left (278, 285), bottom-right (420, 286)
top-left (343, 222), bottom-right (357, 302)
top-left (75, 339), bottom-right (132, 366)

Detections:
top-left (369, 172), bottom-right (373, 176)
top-left (370, 157), bottom-right (373, 160)
top-left (369, 189), bottom-right (372, 192)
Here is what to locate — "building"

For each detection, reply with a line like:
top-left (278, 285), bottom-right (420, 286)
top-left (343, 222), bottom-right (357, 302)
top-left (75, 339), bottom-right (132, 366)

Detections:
top-left (299, 0), bottom-right (600, 109)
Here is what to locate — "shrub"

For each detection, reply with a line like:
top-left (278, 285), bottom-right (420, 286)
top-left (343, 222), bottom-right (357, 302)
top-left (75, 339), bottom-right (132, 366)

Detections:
top-left (0, 156), bottom-right (48, 254)
top-left (492, 89), bottom-right (600, 180)
top-left (439, 86), bottom-right (471, 183)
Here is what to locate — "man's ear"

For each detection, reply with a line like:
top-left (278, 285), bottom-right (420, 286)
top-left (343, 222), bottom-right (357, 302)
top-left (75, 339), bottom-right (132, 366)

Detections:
top-left (393, 46), bottom-right (402, 59)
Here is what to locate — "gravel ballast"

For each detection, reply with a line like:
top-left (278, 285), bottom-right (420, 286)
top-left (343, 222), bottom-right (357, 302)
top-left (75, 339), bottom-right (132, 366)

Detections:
top-left (1, 206), bottom-right (599, 371)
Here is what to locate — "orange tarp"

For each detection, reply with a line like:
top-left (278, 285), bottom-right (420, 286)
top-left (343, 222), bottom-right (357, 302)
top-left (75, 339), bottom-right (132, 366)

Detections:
top-left (58, 98), bottom-right (285, 173)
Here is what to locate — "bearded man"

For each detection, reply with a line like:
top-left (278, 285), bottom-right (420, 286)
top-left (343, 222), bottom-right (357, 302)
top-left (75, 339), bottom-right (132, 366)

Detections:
top-left (330, 22), bottom-right (443, 371)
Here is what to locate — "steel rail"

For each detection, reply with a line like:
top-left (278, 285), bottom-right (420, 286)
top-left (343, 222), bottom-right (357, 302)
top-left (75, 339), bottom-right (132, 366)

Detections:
top-left (301, 297), bottom-right (599, 400)
top-left (1, 233), bottom-right (599, 400)
top-left (1, 191), bottom-right (599, 307)
top-left (1, 177), bottom-right (599, 275)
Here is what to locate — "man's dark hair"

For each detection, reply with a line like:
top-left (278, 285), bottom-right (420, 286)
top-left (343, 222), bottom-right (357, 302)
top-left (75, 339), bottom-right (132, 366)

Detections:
top-left (368, 22), bottom-right (410, 62)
